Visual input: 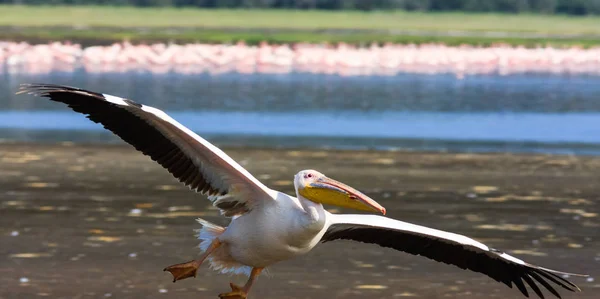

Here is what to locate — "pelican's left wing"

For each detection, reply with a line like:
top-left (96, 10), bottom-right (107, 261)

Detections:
top-left (322, 214), bottom-right (585, 299)
top-left (18, 84), bottom-right (275, 217)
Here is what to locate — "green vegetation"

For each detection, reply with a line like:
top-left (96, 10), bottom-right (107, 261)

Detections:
top-left (3, 0), bottom-right (600, 15)
top-left (5, 27), bottom-right (600, 48)
top-left (3, 6), bottom-right (600, 34)
top-left (1, 5), bottom-right (599, 47)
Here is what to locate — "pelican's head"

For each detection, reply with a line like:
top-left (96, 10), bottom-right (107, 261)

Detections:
top-left (294, 170), bottom-right (386, 215)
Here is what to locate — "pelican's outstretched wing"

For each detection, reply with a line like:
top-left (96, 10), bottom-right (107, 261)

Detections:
top-left (18, 84), bottom-right (275, 217)
top-left (323, 214), bottom-right (585, 299)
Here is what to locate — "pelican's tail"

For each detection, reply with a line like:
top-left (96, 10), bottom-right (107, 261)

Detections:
top-left (195, 218), bottom-right (251, 276)
top-left (196, 218), bottom-right (226, 251)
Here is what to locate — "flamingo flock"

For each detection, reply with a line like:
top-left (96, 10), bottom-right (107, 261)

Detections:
top-left (2, 40), bottom-right (600, 77)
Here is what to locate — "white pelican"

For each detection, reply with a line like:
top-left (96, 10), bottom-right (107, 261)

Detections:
top-left (18, 83), bottom-right (586, 299)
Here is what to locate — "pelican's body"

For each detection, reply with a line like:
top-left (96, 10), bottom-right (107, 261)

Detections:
top-left (18, 84), bottom-right (586, 299)
top-left (218, 191), bottom-right (328, 270)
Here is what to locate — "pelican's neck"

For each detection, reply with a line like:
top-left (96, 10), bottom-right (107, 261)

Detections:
top-left (296, 192), bottom-right (326, 226)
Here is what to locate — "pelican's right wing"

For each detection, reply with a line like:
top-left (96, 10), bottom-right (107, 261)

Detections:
top-left (323, 213), bottom-right (585, 299)
top-left (18, 84), bottom-right (275, 217)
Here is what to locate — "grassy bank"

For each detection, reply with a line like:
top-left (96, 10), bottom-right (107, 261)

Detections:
top-left (2, 5), bottom-right (600, 47)
top-left (5, 27), bottom-right (600, 48)
top-left (3, 5), bottom-right (600, 33)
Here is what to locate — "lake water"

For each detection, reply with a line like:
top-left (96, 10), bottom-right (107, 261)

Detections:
top-left (1, 70), bottom-right (600, 155)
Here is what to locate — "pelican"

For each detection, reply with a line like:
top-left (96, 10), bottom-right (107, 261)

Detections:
top-left (18, 83), bottom-right (586, 299)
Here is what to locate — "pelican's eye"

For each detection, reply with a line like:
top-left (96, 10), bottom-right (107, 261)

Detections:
top-left (307, 173), bottom-right (313, 178)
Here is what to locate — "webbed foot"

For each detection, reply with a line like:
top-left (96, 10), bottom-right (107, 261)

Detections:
top-left (163, 260), bottom-right (201, 282)
top-left (218, 283), bottom-right (247, 299)
top-left (163, 239), bottom-right (223, 283)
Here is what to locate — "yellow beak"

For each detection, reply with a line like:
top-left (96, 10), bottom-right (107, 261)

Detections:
top-left (299, 176), bottom-right (386, 215)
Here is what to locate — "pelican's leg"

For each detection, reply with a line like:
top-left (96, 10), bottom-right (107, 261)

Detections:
top-left (218, 267), bottom-right (263, 299)
top-left (163, 238), bottom-right (222, 282)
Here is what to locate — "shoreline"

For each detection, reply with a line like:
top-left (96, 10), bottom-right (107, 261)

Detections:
top-left (4, 27), bottom-right (600, 49)
top-left (4, 134), bottom-right (600, 157)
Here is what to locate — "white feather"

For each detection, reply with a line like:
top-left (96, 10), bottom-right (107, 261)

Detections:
top-left (328, 214), bottom-right (490, 251)
top-left (195, 218), bottom-right (252, 276)
top-left (103, 94), bottom-right (129, 106)
top-left (498, 252), bottom-right (526, 265)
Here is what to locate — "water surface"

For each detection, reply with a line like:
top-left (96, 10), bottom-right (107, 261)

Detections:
top-left (2, 71), bottom-right (600, 154)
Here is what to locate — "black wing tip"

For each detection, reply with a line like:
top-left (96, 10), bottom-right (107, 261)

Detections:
top-left (530, 272), bottom-right (562, 299)
top-left (533, 266), bottom-right (586, 292)
top-left (497, 251), bottom-right (586, 296)
top-left (16, 83), bottom-right (132, 106)
top-left (16, 83), bottom-right (84, 97)
top-left (15, 83), bottom-right (46, 95)
top-left (537, 266), bottom-right (589, 278)
top-left (532, 268), bottom-right (583, 298)
top-left (501, 266), bottom-right (582, 299)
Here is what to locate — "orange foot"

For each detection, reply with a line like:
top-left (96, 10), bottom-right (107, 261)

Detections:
top-left (163, 260), bottom-right (201, 282)
top-left (218, 283), bottom-right (248, 299)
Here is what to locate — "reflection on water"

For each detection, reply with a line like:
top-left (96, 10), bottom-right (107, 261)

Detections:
top-left (1, 71), bottom-right (600, 154)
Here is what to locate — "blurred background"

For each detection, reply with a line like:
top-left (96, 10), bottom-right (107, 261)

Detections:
top-left (1, 1), bottom-right (600, 152)
top-left (1, 1), bottom-right (599, 299)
